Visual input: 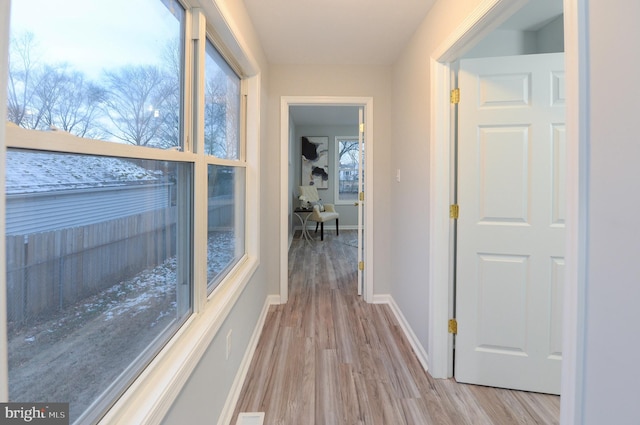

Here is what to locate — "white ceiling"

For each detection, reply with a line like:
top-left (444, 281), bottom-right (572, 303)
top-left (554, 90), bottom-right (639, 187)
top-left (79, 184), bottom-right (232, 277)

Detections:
top-left (500, 0), bottom-right (563, 31)
top-left (290, 105), bottom-right (360, 127)
top-left (243, 0), bottom-right (563, 66)
top-left (243, 0), bottom-right (438, 65)
top-left (266, 0), bottom-right (563, 126)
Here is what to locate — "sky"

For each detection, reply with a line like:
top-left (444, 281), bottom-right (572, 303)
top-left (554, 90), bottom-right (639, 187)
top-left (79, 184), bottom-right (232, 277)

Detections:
top-left (9, 0), bottom-right (182, 79)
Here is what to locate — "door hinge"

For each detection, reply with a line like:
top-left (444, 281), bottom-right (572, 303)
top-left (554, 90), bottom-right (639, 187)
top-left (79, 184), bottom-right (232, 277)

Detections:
top-left (448, 318), bottom-right (458, 334)
top-left (450, 88), bottom-right (460, 104)
top-left (359, 123), bottom-right (365, 133)
top-left (450, 204), bottom-right (459, 219)
top-left (358, 261), bottom-right (364, 271)
top-left (359, 192), bottom-right (365, 202)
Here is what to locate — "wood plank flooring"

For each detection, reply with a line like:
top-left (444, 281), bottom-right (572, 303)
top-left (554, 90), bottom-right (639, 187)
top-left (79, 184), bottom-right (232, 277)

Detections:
top-left (231, 231), bottom-right (560, 424)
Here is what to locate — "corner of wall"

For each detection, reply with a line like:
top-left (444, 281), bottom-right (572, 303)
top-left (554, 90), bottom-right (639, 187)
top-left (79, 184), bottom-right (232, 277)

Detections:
top-left (372, 294), bottom-right (430, 373)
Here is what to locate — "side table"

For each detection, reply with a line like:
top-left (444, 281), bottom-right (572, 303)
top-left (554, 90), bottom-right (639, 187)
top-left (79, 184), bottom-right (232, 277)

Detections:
top-left (293, 208), bottom-right (314, 243)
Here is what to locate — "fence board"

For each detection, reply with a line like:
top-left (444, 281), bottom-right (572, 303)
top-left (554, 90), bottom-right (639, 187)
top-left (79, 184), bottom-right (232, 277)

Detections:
top-left (6, 208), bottom-right (177, 328)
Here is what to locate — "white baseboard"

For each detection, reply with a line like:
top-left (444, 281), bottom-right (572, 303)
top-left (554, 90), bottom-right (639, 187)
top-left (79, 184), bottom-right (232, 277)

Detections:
top-left (372, 294), bottom-right (430, 373)
top-left (217, 294), bottom-right (280, 425)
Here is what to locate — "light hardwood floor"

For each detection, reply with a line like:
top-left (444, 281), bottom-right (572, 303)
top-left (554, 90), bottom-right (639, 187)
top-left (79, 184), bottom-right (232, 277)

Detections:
top-left (231, 230), bottom-right (560, 424)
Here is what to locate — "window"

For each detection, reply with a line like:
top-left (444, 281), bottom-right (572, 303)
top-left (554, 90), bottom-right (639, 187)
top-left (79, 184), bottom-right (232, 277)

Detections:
top-left (207, 165), bottom-right (245, 290)
top-left (204, 39), bottom-right (241, 160)
top-left (335, 137), bottom-right (362, 203)
top-left (8, 0), bottom-right (184, 149)
top-left (204, 39), bottom-right (245, 293)
top-left (3, 0), bottom-right (254, 423)
top-left (5, 150), bottom-right (192, 423)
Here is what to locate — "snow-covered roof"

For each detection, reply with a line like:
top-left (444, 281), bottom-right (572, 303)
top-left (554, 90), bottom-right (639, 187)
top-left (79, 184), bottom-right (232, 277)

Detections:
top-left (6, 150), bottom-right (164, 195)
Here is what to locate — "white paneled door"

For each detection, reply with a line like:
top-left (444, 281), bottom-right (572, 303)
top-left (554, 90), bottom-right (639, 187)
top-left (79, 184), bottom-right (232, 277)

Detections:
top-left (455, 53), bottom-right (565, 394)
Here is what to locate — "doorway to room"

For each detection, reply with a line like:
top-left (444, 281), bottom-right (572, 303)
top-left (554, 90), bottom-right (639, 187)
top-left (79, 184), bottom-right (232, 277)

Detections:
top-left (279, 97), bottom-right (374, 304)
top-left (428, 6), bottom-right (579, 422)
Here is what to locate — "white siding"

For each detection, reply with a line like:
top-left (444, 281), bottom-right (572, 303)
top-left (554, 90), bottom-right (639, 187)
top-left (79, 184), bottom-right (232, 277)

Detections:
top-left (6, 184), bottom-right (171, 235)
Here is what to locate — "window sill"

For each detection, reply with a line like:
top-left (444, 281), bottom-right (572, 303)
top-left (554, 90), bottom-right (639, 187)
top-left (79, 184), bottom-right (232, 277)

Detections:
top-left (98, 255), bottom-right (259, 425)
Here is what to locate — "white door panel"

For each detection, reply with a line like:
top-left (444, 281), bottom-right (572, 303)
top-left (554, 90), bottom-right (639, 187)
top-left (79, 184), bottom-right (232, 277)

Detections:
top-left (455, 53), bottom-right (565, 394)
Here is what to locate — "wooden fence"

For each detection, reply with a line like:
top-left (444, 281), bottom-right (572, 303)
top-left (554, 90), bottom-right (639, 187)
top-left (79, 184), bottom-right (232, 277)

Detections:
top-left (6, 208), bottom-right (177, 327)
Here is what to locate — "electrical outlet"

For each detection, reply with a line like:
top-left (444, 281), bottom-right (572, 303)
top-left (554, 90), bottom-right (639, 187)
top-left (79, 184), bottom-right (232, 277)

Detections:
top-left (396, 168), bottom-right (401, 182)
top-left (226, 329), bottom-right (232, 360)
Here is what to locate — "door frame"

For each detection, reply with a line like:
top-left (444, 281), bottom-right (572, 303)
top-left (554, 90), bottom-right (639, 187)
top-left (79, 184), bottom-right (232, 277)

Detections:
top-left (428, 1), bottom-right (588, 424)
top-left (279, 96), bottom-right (374, 304)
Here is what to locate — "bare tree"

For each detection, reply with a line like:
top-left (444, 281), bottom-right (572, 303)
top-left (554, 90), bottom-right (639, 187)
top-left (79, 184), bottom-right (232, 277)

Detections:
top-left (51, 72), bottom-right (106, 138)
top-left (338, 140), bottom-right (360, 163)
top-left (154, 38), bottom-right (182, 149)
top-left (101, 65), bottom-right (175, 147)
top-left (34, 64), bottom-right (106, 138)
top-left (7, 32), bottom-right (45, 128)
top-left (204, 72), bottom-right (240, 158)
top-left (7, 32), bottom-right (105, 138)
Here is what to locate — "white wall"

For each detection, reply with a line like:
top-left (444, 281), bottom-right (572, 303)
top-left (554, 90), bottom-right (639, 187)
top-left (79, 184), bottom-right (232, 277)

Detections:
top-left (390, 0), bottom-right (488, 356)
top-left (581, 1), bottom-right (640, 423)
top-left (537, 15), bottom-right (564, 53)
top-left (394, 0), bottom-right (640, 424)
top-left (268, 64), bottom-right (393, 295)
top-left (464, 29), bottom-right (538, 58)
top-left (464, 15), bottom-right (564, 58)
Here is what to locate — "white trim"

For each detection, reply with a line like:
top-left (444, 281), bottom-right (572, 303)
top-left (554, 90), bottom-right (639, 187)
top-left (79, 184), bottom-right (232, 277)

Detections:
top-left (431, 0), bottom-right (528, 62)
top-left (372, 295), bottom-right (430, 373)
top-left (429, 0), bottom-right (530, 381)
top-left (560, 1), bottom-right (589, 424)
top-left (1, 0), bottom-right (263, 421)
top-left (428, 57), bottom-right (454, 380)
top-left (217, 295), bottom-right (279, 425)
top-left (0, 0), bottom-right (10, 403)
top-left (99, 259), bottom-right (258, 425)
top-left (196, 0), bottom-right (260, 77)
top-left (280, 96), bottom-right (374, 304)
top-left (429, 0), bottom-right (585, 423)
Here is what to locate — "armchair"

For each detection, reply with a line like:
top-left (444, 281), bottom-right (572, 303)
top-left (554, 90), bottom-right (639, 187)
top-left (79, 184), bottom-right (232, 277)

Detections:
top-left (298, 186), bottom-right (339, 241)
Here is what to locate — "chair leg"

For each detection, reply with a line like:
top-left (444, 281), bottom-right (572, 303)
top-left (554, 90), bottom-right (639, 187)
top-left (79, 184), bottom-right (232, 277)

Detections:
top-left (336, 218), bottom-right (339, 236)
top-left (320, 222), bottom-right (324, 240)
top-left (315, 222), bottom-right (319, 233)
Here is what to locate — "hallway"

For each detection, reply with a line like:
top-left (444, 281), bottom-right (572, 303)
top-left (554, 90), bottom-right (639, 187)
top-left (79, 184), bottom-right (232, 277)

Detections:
top-left (232, 231), bottom-right (559, 424)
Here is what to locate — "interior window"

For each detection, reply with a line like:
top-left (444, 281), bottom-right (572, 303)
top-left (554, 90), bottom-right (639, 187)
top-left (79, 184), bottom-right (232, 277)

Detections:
top-left (336, 137), bottom-right (362, 202)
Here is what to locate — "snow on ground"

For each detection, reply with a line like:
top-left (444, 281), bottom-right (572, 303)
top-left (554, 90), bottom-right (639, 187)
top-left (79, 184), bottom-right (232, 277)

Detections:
top-left (12, 230), bottom-right (235, 341)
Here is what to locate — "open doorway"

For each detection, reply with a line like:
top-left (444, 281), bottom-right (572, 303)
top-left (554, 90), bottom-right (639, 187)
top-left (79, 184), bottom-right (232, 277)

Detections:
top-left (448, 0), bottom-right (565, 395)
top-left (427, 4), bottom-right (584, 422)
top-left (279, 97), bottom-right (374, 304)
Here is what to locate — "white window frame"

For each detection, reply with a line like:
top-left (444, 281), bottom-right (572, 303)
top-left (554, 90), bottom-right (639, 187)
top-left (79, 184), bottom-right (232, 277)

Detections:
top-left (0, 1), bottom-right (261, 423)
top-left (201, 33), bottom-right (247, 295)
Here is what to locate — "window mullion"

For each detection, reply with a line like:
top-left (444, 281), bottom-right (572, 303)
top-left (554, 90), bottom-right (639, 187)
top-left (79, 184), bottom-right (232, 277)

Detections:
top-left (0, 0), bottom-right (9, 403)
top-left (240, 80), bottom-right (248, 162)
top-left (191, 8), bottom-right (208, 312)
